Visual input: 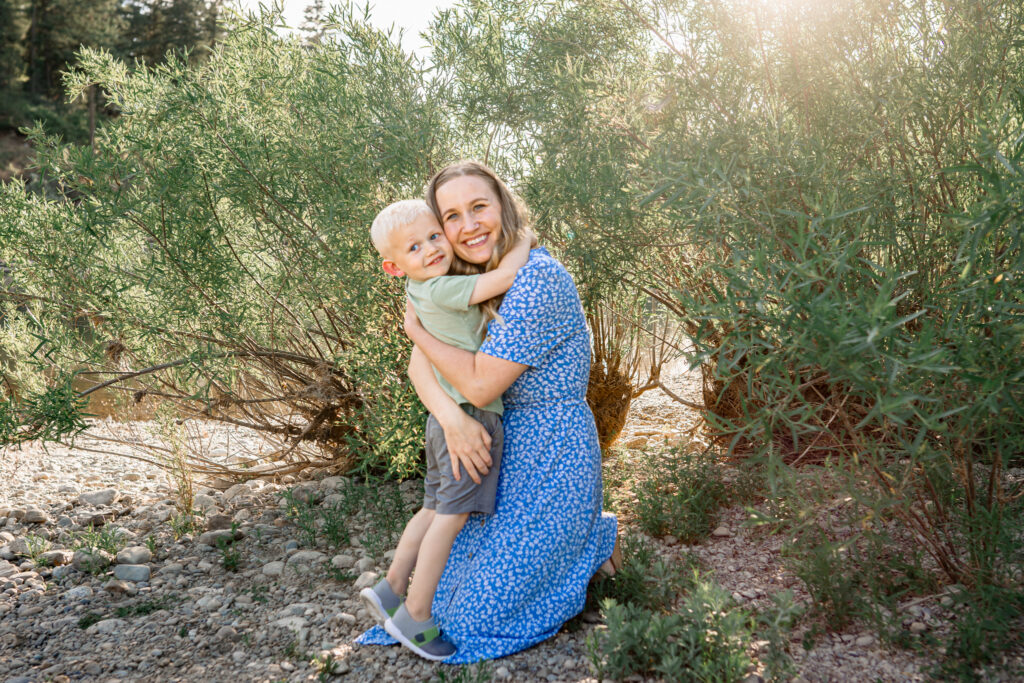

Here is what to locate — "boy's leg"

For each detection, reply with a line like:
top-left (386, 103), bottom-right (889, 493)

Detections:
top-left (387, 414), bottom-right (443, 595)
top-left (404, 512), bottom-right (469, 621)
top-left (386, 507), bottom-right (435, 595)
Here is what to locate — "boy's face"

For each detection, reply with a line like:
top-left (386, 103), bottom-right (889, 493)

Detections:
top-left (381, 214), bottom-right (454, 282)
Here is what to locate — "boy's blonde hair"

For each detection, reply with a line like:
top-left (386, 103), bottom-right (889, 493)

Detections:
top-left (370, 199), bottom-right (435, 257)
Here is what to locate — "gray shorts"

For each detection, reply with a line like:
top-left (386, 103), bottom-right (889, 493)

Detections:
top-left (423, 406), bottom-right (503, 515)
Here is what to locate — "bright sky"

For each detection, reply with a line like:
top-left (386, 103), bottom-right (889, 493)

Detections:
top-left (233, 1), bottom-right (459, 54)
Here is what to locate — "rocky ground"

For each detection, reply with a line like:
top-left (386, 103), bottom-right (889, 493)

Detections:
top-left (0, 363), bottom-right (961, 683)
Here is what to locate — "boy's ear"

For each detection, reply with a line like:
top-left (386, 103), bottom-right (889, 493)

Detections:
top-left (381, 260), bottom-right (405, 277)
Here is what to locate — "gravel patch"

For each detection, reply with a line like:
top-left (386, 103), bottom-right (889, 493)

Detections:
top-left (0, 368), bottom-right (962, 682)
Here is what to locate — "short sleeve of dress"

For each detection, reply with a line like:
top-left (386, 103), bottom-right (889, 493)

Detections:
top-left (479, 250), bottom-right (584, 368)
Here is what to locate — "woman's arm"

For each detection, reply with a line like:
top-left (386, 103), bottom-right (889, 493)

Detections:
top-left (408, 345), bottom-right (494, 484)
top-left (406, 303), bottom-right (527, 408)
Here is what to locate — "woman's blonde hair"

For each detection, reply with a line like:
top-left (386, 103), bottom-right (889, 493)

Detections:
top-left (425, 160), bottom-right (530, 326)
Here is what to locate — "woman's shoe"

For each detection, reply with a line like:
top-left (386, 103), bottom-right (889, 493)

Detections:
top-left (596, 532), bottom-right (623, 579)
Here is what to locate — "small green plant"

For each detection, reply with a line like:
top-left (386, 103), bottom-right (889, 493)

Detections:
top-left (325, 563), bottom-right (356, 583)
top-left (245, 584), bottom-right (270, 604)
top-left (320, 503), bottom-right (351, 549)
top-left (159, 413), bottom-right (194, 510)
top-left (355, 481), bottom-right (409, 560)
top-left (431, 661), bottom-right (493, 683)
top-left (280, 488), bottom-right (320, 547)
top-left (178, 625), bottom-right (188, 638)
top-left (755, 590), bottom-right (804, 682)
top-left (23, 533), bottom-right (51, 563)
top-left (70, 526), bottom-right (125, 555)
top-left (632, 447), bottom-right (728, 543)
top-left (312, 652), bottom-right (341, 682)
top-left (217, 533), bottom-right (241, 572)
top-left (584, 535), bottom-right (693, 615)
top-left (935, 583), bottom-right (1024, 681)
top-left (113, 594), bottom-right (179, 618)
top-left (587, 575), bottom-right (752, 682)
top-left (169, 512), bottom-right (202, 540)
top-left (144, 535), bottom-right (158, 556)
top-left (283, 637), bottom-right (307, 661)
top-left (784, 533), bottom-right (865, 631)
top-left (77, 612), bottom-right (105, 629)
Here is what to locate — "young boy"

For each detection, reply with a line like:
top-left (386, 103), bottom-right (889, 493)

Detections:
top-left (361, 199), bottom-right (531, 661)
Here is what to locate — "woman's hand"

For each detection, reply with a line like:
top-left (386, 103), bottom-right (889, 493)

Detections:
top-left (435, 405), bottom-right (493, 484)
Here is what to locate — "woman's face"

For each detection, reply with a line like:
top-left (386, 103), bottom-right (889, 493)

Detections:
top-left (435, 175), bottom-right (503, 265)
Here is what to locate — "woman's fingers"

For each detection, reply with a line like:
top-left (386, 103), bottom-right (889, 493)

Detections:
top-left (451, 448), bottom-right (484, 484)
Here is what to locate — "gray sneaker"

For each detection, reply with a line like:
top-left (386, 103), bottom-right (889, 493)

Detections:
top-left (359, 578), bottom-right (401, 625)
top-left (384, 604), bottom-right (456, 661)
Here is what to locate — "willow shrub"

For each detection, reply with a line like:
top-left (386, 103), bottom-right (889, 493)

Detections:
top-left (0, 7), bottom-right (456, 477)
top-left (628, 0), bottom-right (1024, 594)
top-left (426, 0), bottom-right (1024, 645)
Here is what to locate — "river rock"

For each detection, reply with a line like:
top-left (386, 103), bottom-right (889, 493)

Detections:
top-left (23, 508), bottom-right (49, 524)
top-left (113, 564), bottom-right (150, 582)
top-left (354, 571), bottom-right (377, 590)
top-left (205, 514), bottom-right (233, 531)
top-left (116, 546), bottom-right (152, 565)
top-left (287, 550), bottom-right (325, 565)
top-left (38, 550), bottom-right (74, 566)
top-left (78, 489), bottom-right (119, 507)
top-left (87, 617), bottom-right (128, 635)
top-left (262, 561), bottom-right (285, 577)
top-left (72, 549), bottom-right (113, 572)
top-left (198, 529), bottom-right (242, 547)
top-left (8, 537), bottom-right (31, 556)
top-left (331, 554), bottom-right (356, 569)
top-left (193, 493), bottom-right (220, 511)
top-left (103, 579), bottom-right (137, 595)
top-left (63, 585), bottom-right (93, 600)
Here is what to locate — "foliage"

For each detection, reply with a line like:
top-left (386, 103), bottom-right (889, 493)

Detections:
top-left (632, 445), bottom-right (728, 543)
top-left (0, 6), bottom-right (444, 476)
top-left (754, 590), bottom-right (803, 683)
top-left (216, 525), bottom-right (240, 571)
top-left (581, 535), bottom-right (751, 680)
top-left (430, 661), bottom-right (493, 683)
top-left (588, 575), bottom-right (752, 682)
top-left (938, 583), bottom-right (1024, 681)
top-left (71, 524), bottom-right (125, 555)
top-left (280, 478), bottom-right (414, 557)
top-left (585, 535), bottom-right (692, 614)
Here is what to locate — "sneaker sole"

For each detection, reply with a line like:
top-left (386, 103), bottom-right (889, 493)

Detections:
top-left (384, 618), bottom-right (454, 662)
top-left (359, 587), bottom-right (389, 625)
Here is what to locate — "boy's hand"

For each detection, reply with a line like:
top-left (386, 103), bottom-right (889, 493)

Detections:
top-left (498, 230), bottom-right (534, 271)
top-left (525, 228), bottom-right (538, 249)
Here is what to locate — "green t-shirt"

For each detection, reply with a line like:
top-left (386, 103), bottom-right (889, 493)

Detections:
top-left (406, 275), bottom-right (503, 415)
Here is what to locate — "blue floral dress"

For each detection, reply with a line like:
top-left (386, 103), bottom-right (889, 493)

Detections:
top-left (357, 248), bottom-right (618, 663)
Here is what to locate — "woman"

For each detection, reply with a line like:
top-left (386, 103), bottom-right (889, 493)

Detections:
top-left (358, 160), bottom-right (618, 663)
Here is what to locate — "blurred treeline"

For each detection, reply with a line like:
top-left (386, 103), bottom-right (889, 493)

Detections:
top-left (0, 0), bottom-right (220, 140)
